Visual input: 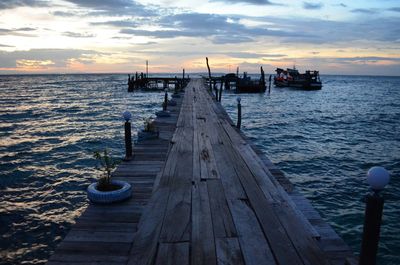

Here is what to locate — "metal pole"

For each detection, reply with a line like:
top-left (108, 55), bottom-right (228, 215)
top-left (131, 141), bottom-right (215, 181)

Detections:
top-left (359, 193), bottom-right (384, 265)
top-left (124, 121), bottom-right (132, 160)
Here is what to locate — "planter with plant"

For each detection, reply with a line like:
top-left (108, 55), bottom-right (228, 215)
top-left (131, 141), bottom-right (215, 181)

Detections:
top-left (137, 118), bottom-right (159, 141)
top-left (87, 149), bottom-right (132, 203)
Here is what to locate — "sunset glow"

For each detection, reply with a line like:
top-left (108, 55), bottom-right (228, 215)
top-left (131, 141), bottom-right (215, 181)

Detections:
top-left (0, 0), bottom-right (399, 75)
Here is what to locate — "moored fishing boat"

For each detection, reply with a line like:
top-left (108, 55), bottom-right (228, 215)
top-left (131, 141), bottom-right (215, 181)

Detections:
top-left (274, 67), bottom-right (322, 90)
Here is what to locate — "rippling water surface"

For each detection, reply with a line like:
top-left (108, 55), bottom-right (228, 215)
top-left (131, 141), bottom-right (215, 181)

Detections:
top-left (0, 74), bottom-right (399, 264)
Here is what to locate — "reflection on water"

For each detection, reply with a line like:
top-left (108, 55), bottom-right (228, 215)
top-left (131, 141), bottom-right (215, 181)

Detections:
top-left (0, 74), bottom-right (399, 264)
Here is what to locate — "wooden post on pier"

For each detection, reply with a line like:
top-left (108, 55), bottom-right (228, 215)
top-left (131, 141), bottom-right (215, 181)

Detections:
top-left (182, 69), bottom-right (185, 90)
top-left (261, 66), bottom-right (266, 91)
top-left (269, 75), bottom-right (272, 94)
top-left (123, 111), bottom-right (133, 160)
top-left (237, 97), bottom-right (242, 129)
top-left (163, 89), bottom-right (168, 111)
top-left (206, 57), bottom-right (212, 92)
top-left (146, 60), bottom-right (148, 78)
top-left (359, 167), bottom-right (390, 265)
top-left (219, 79), bottom-right (223, 102)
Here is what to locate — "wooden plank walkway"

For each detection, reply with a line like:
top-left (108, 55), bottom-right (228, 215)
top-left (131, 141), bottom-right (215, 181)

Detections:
top-left (48, 78), bottom-right (356, 265)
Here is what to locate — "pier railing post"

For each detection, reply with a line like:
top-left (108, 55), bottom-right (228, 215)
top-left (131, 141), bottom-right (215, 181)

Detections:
top-left (163, 89), bottom-right (168, 111)
top-left (123, 111), bottom-right (133, 160)
top-left (359, 166), bottom-right (390, 265)
top-left (236, 97), bottom-right (241, 129)
top-left (219, 80), bottom-right (223, 102)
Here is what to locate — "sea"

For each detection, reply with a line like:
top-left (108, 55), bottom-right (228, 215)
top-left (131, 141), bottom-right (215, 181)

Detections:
top-left (0, 74), bottom-right (399, 264)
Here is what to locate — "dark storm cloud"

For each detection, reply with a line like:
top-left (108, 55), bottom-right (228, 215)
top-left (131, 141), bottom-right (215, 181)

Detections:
top-left (120, 13), bottom-right (313, 44)
top-left (303, 2), bottom-right (323, 10)
top-left (0, 0), bottom-right (49, 10)
top-left (0, 49), bottom-right (99, 68)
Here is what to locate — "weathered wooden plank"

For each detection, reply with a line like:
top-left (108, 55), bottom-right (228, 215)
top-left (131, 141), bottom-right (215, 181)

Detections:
top-left (227, 199), bottom-right (276, 265)
top-left (207, 179), bottom-right (237, 238)
top-left (154, 242), bottom-right (189, 265)
top-left (191, 181), bottom-right (217, 265)
top-left (215, 237), bottom-right (245, 265)
top-left (63, 230), bottom-right (134, 243)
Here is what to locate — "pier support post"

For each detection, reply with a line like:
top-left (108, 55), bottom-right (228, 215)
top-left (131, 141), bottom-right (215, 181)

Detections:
top-left (268, 75), bottom-right (272, 94)
top-left (219, 80), bottom-right (223, 102)
top-left (206, 57), bottom-right (212, 92)
top-left (123, 111), bottom-right (133, 160)
top-left (236, 97), bottom-right (241, 129)
top-left (163, 89), bottom-right (168, 111)
top-left (359, 167), bottom-right (390, 265)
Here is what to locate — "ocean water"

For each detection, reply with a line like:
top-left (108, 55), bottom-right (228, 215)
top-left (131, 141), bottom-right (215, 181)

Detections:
top-left (0, 74), bottom-right (399, 264)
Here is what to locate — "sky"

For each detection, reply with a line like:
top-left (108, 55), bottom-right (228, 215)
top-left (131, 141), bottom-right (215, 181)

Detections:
top-left (0, 0), bottom-right (399, 75)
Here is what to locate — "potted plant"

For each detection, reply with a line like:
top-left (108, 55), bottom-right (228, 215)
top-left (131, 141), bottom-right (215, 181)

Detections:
top-left (137, 118), bottom-right (159, 141)
top-left (87, 149), bottom-right (132, 203)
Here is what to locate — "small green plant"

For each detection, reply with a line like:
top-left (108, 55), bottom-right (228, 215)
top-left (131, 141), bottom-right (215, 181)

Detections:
top-left (93, 149), bottom-right (118, 191)
top-left (144, 118), bottom-right (156, 132)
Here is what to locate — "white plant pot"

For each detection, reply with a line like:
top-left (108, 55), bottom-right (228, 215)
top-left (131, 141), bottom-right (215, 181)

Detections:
top-left (87, 180), bottom-right (132, 204)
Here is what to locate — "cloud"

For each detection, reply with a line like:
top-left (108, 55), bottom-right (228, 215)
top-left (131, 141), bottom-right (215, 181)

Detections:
top-left (63, 0), bottom-right (154, 16)
top-left (226, 52), bottom-right (286, 58)
top-left (62, 31), bottom-right (96, 38)
top-left (254, 16), bottom-right (400, 44)
top-left (120, 12), bottom-right (313, 44)
top-left (0, 48), bottom-right (98, 68)
top-left (303, 2), bottom-right (323, 10)
top-left (0, 44), bottom-right (14, 47)
top-left (51, 10), bottom-right (80, 17)
top-left (210, 0), bottom-right (279, 5)
top-left (351, 8), bottom-right (378, 14)
top-left (0, 27), bottom-right (37, 37)
top-left (90, 20), bottom-right (138, 28)
top-left (338, 3), bottom-right (347, 7)
top-left (388, 7), bottom-right (400, 12)
top-left (0, 0), bottom-right (49, 10)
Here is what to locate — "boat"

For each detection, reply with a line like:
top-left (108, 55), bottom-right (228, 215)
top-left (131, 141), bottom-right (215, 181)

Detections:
top-left (236, 70), bottom-right (266, 93)
top-left (274, 67), bottom-right (322, 90)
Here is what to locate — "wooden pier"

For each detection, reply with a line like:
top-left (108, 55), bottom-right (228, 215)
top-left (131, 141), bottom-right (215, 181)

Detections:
top-left (48, 79), bottom-right (356, 265)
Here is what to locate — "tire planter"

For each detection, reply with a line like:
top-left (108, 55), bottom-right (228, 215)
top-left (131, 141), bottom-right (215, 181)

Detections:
top-left (155, 110), bottom-right (171, 117)
top-left (87, 180), bottom-right (132, 204)
top-left (137, 130), bottom-right (159, 141)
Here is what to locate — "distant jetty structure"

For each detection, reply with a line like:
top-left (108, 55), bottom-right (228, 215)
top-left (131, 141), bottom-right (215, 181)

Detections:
top-left (128, 69), bottom-right (190, 92)
top-left (47, 76), bottom-right (360, 265)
